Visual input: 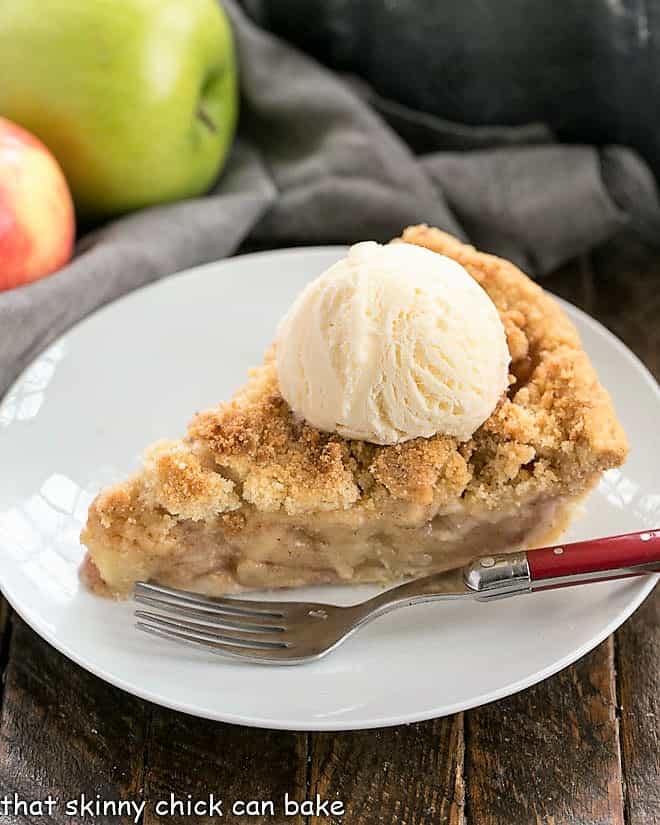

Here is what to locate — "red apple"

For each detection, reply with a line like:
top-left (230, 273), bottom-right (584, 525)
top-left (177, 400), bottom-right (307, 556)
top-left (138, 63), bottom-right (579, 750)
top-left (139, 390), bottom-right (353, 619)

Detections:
top-left (0, 116), bottom-right (75, 291)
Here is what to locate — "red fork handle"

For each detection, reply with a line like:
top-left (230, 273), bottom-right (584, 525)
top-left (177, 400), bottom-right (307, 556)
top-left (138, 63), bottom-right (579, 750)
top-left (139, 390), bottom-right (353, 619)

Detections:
top-left (527, 529), bottom-right (660, 591)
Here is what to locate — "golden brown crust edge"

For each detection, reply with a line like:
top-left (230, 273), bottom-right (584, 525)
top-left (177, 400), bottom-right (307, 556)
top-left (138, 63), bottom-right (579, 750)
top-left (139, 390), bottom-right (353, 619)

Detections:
top-left (82, 227), bottom-right (629, 568)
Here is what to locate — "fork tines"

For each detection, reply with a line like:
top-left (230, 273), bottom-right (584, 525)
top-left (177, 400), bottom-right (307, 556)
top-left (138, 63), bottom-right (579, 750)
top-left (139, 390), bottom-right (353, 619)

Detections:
top-left (134, 582), bottom-right (295, 663)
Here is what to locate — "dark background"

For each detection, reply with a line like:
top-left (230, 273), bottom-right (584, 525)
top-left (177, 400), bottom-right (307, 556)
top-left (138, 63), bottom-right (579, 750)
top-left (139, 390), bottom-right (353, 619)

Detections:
top-left (244, 0), bottom-right (660, 178)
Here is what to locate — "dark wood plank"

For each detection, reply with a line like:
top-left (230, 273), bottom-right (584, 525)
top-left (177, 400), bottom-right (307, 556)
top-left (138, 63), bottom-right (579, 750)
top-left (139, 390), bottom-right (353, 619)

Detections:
top-left (0, 618), bottom-right (147, 825)
top-left (142, 711), bottom-right (307, 824)
top-left (0, 597), bottom-right (8, 657)
top-left (590, 234), bottom-right (660, 378)
top-left (544, 254), bottom-right (597, 317)
top-left (464, 638), bottom-right (624, 825)
top-left (0, 597), bottom-right (9, 711)
top-left (547, 237), bottom-right (660, 382)
top-left (586, 234), bottom-right (660, 825)
top-left (309, 714), bottom-right (465, 825)
top-left (616, 588), bottom-right (660, 825)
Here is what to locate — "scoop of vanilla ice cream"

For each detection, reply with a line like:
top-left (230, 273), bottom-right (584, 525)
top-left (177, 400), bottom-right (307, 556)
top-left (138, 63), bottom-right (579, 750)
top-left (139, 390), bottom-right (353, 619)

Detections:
top-left (275, 241), bottom-right (510, 444)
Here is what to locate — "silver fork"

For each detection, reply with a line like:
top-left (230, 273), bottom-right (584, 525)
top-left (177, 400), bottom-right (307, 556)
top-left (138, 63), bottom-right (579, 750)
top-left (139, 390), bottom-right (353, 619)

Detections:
top-left (135, 529), bottom-right (660, 665)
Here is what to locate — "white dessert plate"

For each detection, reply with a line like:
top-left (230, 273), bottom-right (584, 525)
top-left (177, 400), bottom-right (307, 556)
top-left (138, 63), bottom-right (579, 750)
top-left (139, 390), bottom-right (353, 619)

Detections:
top-left (0, 247), bottom-right (658, 731)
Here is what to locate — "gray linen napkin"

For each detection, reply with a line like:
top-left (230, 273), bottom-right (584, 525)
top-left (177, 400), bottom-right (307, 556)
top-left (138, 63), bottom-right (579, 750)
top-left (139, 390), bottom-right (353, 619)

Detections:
top-left (1, 0), bottom-right (659, 399)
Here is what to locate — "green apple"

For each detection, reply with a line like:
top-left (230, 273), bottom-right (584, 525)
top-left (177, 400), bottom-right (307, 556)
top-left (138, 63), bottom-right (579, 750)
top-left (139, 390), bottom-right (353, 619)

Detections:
top-left (0, 0), bottom-right (237, 217)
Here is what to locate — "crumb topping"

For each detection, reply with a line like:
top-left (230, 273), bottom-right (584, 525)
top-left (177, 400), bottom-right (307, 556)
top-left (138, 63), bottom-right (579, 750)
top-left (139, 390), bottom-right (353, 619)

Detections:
top-left (88, 227), bottom-right (628, 529)
top-left (142, 440), bottom-right (241, 520)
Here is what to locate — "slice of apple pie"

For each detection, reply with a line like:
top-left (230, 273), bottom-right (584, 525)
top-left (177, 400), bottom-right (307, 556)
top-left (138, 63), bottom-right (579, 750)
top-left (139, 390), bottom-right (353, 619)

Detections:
top-left (81, 226), bottom-right (628, 597)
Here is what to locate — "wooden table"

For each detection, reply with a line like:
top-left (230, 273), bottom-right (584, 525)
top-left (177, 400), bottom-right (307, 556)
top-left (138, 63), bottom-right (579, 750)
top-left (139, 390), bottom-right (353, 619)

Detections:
top-left (0, 237), bottom-right (658, 824)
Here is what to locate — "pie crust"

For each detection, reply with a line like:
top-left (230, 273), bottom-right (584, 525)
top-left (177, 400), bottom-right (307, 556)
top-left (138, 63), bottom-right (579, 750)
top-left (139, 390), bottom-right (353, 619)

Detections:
top-left (81, 227), bottom-right (628, 597)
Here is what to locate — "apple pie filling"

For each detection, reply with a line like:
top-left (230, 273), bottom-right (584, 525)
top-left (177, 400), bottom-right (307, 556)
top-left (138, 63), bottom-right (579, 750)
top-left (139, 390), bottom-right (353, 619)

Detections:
top-left (82, 487), bottom-right (580, 597)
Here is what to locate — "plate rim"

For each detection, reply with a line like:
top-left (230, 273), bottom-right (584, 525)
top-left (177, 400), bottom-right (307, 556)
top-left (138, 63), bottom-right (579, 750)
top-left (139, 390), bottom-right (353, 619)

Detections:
top-left (1, 245), bottom-right (658, 731)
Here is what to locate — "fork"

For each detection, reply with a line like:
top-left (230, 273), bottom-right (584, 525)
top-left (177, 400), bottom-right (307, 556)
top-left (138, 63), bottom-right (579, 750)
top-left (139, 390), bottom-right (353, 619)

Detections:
top-left (135, 528), bottom-right (660, 665)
